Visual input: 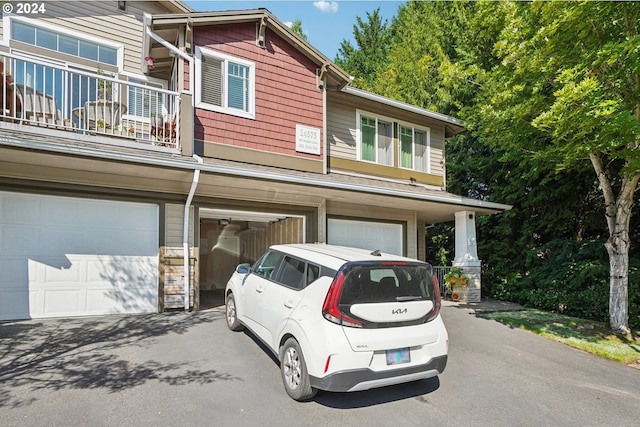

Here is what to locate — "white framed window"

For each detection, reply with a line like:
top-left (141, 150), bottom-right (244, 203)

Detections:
top-left (399, 123), bottom-right (431, 173)
top-left (4, 16), bottom-right (123, 68)
top-left (356, 110), bottom-right (394, 166)
top-left (195, 46), bottom-right (255, 119)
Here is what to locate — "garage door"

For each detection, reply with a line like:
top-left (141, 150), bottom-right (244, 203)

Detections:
top-left (0, 191), bottom-right (159, 320)
top-left (327, 218), bottom-right (403, 256)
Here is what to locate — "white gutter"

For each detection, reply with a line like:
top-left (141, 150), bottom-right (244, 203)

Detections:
top-left (183, 154), bottom-right (203, 311)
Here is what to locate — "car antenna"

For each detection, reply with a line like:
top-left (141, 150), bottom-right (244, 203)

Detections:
top-left (370, 249), bottom-right (382, 256)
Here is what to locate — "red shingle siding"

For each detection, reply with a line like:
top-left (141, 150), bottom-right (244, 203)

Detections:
top-left (194, 23), bottom-right (324, 159)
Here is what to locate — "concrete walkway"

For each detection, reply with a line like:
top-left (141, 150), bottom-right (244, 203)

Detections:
top-left (443, 298), bottom-right (524, 313)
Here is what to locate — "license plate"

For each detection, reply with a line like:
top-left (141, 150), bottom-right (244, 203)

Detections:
top-left (386, 348), bottom-right (410, 365)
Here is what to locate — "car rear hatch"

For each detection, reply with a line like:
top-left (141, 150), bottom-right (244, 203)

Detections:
top-left (322, 261), bottom-right (442, 351)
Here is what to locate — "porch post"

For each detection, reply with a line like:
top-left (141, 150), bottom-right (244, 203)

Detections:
top-left (454, 211), bottom-right (481, 302)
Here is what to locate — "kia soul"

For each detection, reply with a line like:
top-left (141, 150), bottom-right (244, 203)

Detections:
top-left (224, 244), bottom-right (448, 401)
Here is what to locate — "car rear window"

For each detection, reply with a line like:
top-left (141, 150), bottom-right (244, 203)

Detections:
top-left (339, 263), bottom-right (434, 305)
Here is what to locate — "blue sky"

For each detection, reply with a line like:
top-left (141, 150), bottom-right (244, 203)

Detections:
top-left (183, 1), bottom-right (404, 60)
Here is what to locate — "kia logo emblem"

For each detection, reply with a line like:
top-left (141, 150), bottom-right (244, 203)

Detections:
top-left (392, 308), bottom-right (407, 314)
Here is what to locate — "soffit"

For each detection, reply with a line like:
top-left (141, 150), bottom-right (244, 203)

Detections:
top-left (0, 129), bottom-right (510, 224)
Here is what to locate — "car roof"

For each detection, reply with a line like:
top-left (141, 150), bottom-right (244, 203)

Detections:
top-left (269, 243), bottom-right (426, 270)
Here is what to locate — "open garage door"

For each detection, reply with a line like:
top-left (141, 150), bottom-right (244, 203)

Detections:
top-left (327, 218), bottom-right (403, 256)
top-left (199, 209), bottom-right (305, 292)
top-left (0, 191), bottom-right (159, 320)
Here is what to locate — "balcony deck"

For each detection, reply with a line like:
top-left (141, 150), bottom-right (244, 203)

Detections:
top-left (1, 52), bottom-right (181, 152)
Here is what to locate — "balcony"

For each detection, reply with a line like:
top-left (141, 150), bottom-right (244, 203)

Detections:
top-left (1, 51), bottom-right (182, 151)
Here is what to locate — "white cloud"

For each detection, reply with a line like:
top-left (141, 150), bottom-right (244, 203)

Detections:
top-left (284, 21), bottom-right (293, 28)
top-left (313, 1), bottom-right (339, 14)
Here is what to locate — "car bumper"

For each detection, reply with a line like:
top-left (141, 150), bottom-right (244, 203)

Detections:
top-left (309, 355), bottom-right (447, 392)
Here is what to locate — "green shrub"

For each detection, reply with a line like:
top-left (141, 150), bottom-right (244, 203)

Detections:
top-left (514, 239), bottom-right (612, 324)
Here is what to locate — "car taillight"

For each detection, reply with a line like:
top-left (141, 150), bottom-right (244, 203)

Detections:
top-left (322, 272), bottom-right (363, 328)
top-left (426, 274), bottom-right (441, 322)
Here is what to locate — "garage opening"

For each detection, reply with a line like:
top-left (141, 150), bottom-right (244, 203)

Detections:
top-left (198, 208), bottom-right (305, 309)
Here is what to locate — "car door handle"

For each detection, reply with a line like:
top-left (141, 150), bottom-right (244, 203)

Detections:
top-left (284, 300), bottom-right (294, 309)
top-left (256, 286), bottom-right (264, 293)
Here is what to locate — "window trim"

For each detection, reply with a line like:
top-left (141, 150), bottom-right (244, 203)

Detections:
top-left (356, 110), bottom-right (395, 166)
top-left (195, 46), bottom-right (256, 120)
top-left (3, 14), bottom-right (124, 70)
top-left (397, 121), bottom-right (431, 173)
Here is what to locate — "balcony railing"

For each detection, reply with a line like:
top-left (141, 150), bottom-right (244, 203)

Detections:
top-left (1, 51), bottom-right (180, 150)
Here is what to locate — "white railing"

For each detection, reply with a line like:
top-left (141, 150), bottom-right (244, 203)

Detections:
top-left (1, 51), bottom-right (180, 149)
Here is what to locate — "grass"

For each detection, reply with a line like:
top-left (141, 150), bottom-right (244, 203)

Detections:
top-left (482, 309), bottom-right (640, 367)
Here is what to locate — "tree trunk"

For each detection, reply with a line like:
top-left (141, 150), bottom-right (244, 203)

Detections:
top-left (605, 230), bottom-right (630, 336)
top-left (590, 153), bottom-right (639, 336)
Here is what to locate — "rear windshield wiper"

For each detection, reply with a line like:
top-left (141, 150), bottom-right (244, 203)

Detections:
top-left (396, 296), bottom-right (423, 302)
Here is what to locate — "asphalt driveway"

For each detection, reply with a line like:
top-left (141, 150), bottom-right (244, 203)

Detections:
top-left (1, 301), bottom-right (639, 426)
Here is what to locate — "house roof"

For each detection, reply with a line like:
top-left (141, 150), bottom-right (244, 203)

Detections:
top-left (337, 87), bottom-right (467, 138)
top-left (148, 7), bottom-right (468, 136)
top-left (149, 8), bottom-right (352, 89)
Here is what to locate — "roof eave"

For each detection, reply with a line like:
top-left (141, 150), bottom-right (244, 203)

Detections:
top-left (151, 9), bottom-right (352, 88)
top-left (341, 86), bottom-right (467, 137)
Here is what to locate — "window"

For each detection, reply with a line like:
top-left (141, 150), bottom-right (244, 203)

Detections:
top-left (276, 256), bottom-right (306, 289)
top-left (357, 112), bottom-right (393, 166)
top-left (253, 251), bottom-right (283, 280)
top-left (399, 124), bottom-right (430, 172)
top-left (196, 46), bottom-right (255, 119)
top-left (11, 21), bottom-right (118, 66)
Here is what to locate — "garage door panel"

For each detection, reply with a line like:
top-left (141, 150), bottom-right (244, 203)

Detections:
top-left (1, 226), bottom-right (41, 255)
top-left (1, 194), bottom-right (40, 223)
top-left (42, 289), bottom-right (81, 316)
top-left (0, 191), bottom-right (159, 320)
top-left (0, 289), bottom-right (30, 318)
top-left (328, 218), bottom-right (403, 256)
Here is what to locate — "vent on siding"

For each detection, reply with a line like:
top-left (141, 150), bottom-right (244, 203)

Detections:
top-left (201, 55), bottom-right (223, 107)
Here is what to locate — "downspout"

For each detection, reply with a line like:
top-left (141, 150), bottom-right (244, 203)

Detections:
top-left (184, 154), bottom-right (203, 311)
top-left (145, 13), bottom-right (198, 311)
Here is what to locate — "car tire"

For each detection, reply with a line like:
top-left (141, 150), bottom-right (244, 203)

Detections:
top-left (225, 293), bottom-right (244, 331)
top-left (280, 338), bottom-right (317, 401)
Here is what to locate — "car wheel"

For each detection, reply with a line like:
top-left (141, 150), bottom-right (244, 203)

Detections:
top-left (225, 293), bottom-right (244, 331)
top-left (280, 338), bottom-right (317, 401)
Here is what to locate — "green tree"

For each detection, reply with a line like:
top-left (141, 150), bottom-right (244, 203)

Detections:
top-left (470, 1), bottom-right (640, 335)
top-left (290, 19), bottom-right (307, 41)
top-left (334, 8), bottom-right (391, 90)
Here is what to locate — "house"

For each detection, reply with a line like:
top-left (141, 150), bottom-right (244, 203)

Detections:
top-left (0, 2), bottom-right (510, 321)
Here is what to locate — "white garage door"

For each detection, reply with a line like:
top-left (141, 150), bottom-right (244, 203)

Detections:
top-left (327, 218), bottom-right (403, 256)
top-left (0, 191), bottom-right (159, 320)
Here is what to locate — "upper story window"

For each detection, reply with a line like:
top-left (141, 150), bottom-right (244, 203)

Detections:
top-left (357, 111), bottom-right (394, 166)
top-left (399, 124), bottom-right (430, 173)
top-left (11, 20), bottom-right (118, 66)
top-left (195, 46), bottom-right (255, 119)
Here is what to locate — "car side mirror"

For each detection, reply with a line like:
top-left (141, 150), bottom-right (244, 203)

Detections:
top-left (236, 263), bottom-right (251, 274)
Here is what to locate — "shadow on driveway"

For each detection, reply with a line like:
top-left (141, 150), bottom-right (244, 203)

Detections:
top-left (0, 311), bottom-right (237, 409)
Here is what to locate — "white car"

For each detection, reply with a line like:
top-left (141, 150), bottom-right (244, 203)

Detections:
top-left (224, 244), bottom-right (448, 401)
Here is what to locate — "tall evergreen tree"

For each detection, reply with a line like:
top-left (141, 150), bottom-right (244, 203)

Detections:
top-left (334, 8), bottom-right (391, 90)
